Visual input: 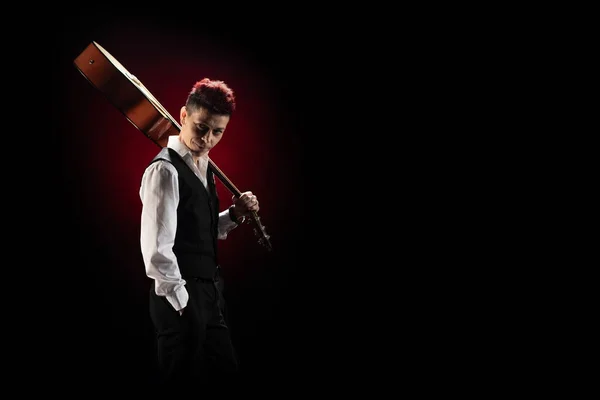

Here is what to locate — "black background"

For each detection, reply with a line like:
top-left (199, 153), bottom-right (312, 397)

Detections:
top-left (8, 10), bottom-right (485, 395)
top-left (5, 7), bottom-right (549, 397)
top-left (13, 12), bottom-right (406, 394)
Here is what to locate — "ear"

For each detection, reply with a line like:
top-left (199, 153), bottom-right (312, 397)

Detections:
top-left (180, 106), bottom-right (187, 125)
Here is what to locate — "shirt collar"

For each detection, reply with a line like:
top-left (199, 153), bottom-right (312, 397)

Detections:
top-left (167, 135), bottom-right (210, 164)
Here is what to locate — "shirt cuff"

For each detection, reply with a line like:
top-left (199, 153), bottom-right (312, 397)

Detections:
top-left (218, 210), bottom-right (239, 239)
top-left (165, 284), bottom-right (189, 312)
top-left (228, 205), bottom-right (245, 224)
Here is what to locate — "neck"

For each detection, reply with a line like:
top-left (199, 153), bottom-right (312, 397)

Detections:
top-left (192, 151), bottom-right (209, 164)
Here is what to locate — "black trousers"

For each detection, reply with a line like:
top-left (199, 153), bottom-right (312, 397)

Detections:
top-left (149, 277), bottom-right (238, 388)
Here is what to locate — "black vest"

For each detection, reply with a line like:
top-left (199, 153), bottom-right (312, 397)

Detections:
top-left (149, 147), bottom-right (220, 279)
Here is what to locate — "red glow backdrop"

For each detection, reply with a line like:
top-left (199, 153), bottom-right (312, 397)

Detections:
top-left (57, 20), bottom-right (306, 289)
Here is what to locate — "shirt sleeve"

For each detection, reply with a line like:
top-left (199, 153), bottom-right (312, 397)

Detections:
top-left (217, 209), bottom-right (240, 240)
top-left (139, 161), bottom-right (188, 311)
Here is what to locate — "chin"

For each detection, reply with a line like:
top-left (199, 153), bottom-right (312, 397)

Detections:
top-left (191, 143), bottom-right (204, 152)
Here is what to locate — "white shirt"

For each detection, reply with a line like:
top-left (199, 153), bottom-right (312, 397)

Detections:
top-left (139, 135), bottom-right (239, 311)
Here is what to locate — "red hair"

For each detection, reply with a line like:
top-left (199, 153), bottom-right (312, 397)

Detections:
top-left (185, 78), bottom-right (236, 115)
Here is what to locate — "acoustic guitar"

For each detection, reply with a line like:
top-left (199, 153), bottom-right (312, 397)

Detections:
top-left (73, 41), bottom-right (272, 251)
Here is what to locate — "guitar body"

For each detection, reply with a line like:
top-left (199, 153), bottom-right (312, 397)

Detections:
top-left (73, 41), bottom-right (178, 148)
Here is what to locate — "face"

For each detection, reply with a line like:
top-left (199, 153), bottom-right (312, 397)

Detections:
top-left (179, 106), bottom-right (230, 158)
